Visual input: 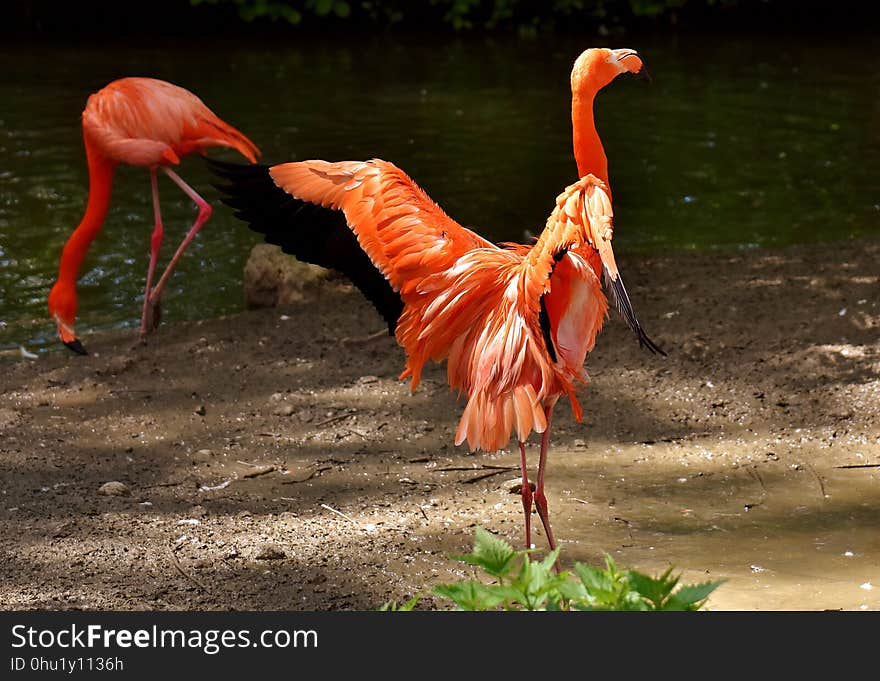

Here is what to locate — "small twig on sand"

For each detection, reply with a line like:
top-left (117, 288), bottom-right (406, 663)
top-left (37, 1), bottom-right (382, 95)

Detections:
top-left (613, 516), bottom-right (635, 542)
top-left (835, 463), bottom-right (880, 470)
top-left (432, 464), bottom-right (518, 484)
top-left (805, 464), bottom-right (828, 500)
top-left (320, 503), bottom-right (358, 525)
top-left (142, 480), bottom-right (189, 489)
top-left (314, 411), bottom-right (357, 428)
top-left (745, 464), bottom-right (768, 495)
top-left (339, 328), bottom-right (387, 345)
top-left (463, 469), bottom-right (514, 484)
top-left (167, 543), bottom-right (208, 593)
top-left (241, 465), bottom-right (276, 479)
top-left (109, 388), bottom-right (164, 395)
top-left (257, 432), bottom-right (298, 441)
top-left (640, 431), bottom-right (712, 445)
top-left (280, 465), bottom-right (332, 485)
top-left (435, 464), bottom-right (517, 473)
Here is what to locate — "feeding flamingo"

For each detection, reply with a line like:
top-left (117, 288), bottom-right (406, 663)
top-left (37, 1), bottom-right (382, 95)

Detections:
top-left (48, 77), bottom-right (260, 354)
top-left (211, 47), bottom-right (662, 551)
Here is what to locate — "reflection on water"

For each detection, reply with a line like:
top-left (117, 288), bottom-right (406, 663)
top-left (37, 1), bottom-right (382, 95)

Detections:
top-left (0, 32), bottom-right (878, 351)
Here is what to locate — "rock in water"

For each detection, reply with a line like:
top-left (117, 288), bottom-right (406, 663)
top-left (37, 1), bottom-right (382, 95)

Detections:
top-left (243, 244), bottom-right (329, 308)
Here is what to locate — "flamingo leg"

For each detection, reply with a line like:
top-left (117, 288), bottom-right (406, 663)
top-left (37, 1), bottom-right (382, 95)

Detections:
top-left (140, 168), bottom-right (163, 339)
top-left (147, 167), bottom-right (213, 311)
top-left (534, 404), bottom-right (557, 552)
top-left (518, 441), bottom-right (534, 550)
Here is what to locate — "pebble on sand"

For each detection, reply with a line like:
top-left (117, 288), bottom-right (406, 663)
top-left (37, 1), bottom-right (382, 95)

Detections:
top-left (272, 403), bottom-right (295, 417)
top-left (192, 449), bottom-right (214, 463)
top-left (253, 544), bottom-right (286, 561)
top-left (98, 481), bottom-right (130, 497)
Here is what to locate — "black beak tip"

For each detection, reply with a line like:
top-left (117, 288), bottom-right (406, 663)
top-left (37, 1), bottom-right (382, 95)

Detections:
top-left (637, 67), bottom-right (652, 84)
top-left (63, 338), bottom-right (89, 356)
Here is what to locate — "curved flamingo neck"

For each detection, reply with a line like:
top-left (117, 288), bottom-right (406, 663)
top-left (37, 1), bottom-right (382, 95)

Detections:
top-left (57, 138), bottom-right (115, 286)
top-left (571, 90), bottom-right (610, 194)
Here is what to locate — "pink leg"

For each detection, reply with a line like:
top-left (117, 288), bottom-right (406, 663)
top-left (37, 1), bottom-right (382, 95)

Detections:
top-left (147, 167), bottom-right (213, 307)
top-left (140, 168), bottom-right (163, 339)
top-left (534, 404), bottom-right (557, 552)
top-left (518, 441), bottom-right (533, 550)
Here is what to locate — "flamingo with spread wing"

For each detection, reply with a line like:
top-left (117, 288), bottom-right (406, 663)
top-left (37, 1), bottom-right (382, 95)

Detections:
top-left (211, 48), bottom-right (662, 551)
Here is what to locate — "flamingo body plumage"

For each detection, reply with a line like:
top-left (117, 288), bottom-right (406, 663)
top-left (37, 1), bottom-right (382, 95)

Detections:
top-left (48, 77), bottom-right (260, 354)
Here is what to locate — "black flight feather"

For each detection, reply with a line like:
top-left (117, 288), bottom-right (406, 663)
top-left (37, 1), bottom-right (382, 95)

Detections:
top-left (602, 266), bottom-right (666, 356)
top-left (206, 158), bottom-right (403, 335)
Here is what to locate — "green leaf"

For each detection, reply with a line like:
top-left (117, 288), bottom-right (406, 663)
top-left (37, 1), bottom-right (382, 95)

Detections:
top-left (506, 549), bottom-right (569, 610)
top-left (454, 527), bottom-right (518, 580)
top-left (574, 561), bottom-right (615, 594)
top-left (665, 580), bottom-right (726, 611)
top-left (626, 567), bottom-right (680, 609)
top-left (433, 581), bottom-right (512, 611)
top-left (572, 557), bottom-right (648, 610)
top-left (556, 578), bottom-right (589, 602)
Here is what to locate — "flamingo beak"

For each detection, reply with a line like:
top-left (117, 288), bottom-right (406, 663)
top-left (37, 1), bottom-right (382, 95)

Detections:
top-left (54, 315), bottom-right (88, 355)
top-left (613, 49), bottom-right (650, 83)
top-left (63, 338), bottom-right (89, 355)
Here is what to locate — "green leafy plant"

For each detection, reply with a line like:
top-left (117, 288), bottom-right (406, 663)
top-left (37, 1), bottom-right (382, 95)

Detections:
top-left (433, 527), bottom-right (723, 611)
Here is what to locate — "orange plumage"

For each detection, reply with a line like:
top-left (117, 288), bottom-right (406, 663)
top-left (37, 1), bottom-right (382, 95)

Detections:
top-left (48, 77), bottom-right (260, 354)
top-left (213, 47), bottom-right (661, 552)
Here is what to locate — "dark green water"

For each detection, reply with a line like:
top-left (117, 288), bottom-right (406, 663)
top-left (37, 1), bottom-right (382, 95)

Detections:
top-left (1, 33), bottom-right (878, 352)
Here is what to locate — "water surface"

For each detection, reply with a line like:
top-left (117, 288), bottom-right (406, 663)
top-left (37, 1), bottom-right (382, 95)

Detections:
top-left (1, 32), bottom-right (877, 351)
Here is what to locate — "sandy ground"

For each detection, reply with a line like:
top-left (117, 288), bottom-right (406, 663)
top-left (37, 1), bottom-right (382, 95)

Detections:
top-left (1, 239), bottom-right (878, 611)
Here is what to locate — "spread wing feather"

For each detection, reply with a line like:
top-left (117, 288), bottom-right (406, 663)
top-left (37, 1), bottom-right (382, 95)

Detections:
top-left (209, 158), bottom-right (404, 333)
top-left (267, 159), bottom-right (496, 297)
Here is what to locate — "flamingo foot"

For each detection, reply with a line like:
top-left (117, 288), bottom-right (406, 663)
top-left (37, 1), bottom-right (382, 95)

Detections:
top-left (534, 488), bottom-right (557, 552)
top-left (139, 297), bottom-right (162, 339)
top-left (534, 490), bottom-right (561, 573)
top-left (521, 482), bottom-right (534, 550)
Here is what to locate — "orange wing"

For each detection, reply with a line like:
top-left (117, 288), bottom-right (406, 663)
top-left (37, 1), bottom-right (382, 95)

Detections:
top-left (83, 77), bottom-right (259, 167)
top-left (269, 160), bottom-right (494, 298)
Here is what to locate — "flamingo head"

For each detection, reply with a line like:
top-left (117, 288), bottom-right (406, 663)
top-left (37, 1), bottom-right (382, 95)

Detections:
top-left (48, 282), bottom-right (88, 355)
top-left (571, 48), bottom-right (648, 95)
